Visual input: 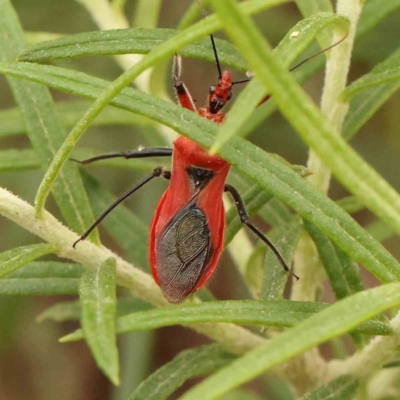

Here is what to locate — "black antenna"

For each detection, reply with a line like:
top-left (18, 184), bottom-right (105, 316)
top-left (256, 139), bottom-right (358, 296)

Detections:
top-left (231, 33), bottom-right (349, 85)
top-left (232, 78), bottom-right (251, 86)
top-left (210, 34), bottom-right (223, 79)
top-left (289, 33), bottom-right (348, 72)
top-left (196, 0), bottom-right (222, 79)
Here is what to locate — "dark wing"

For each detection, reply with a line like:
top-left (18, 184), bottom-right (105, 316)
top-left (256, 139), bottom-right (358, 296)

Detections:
top-left (156, 203), bottom-right (212, 303)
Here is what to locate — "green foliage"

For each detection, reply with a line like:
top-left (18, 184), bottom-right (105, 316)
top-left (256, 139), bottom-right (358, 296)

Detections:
top-left (128, 345), bottom-right (235, 400)
top-left (302, 375), bottom-right (358, 400)
top-left (60, 299), bottom-right (392, 343)
top-left (1, 0), bottom-right (400, 398)
top-left (79, 257), bottom-right (119, 385)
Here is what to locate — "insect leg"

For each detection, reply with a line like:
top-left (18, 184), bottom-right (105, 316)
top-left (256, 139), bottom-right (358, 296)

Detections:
top-left (173, 54), bottom-right (197, 112)
top-left (224, 184), bottom-right (299, 280)
top-left (71, 148), bottom-right (173, 165)
top-left (73, 167), bottom-right (171, 248)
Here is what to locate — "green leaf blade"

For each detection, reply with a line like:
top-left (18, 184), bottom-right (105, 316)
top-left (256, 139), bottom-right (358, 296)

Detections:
top-left (79, 257), bottom-right (119, 385)
top-left (0, 149), bottom-right (40, 171)
top-left (60, 300), bottom-right (392, 342)
top-left (342, 67), bottom-right (400, 100)
top-left (356, 0), bottom-right (400, 37)
top-left (302, 375), bottom-right (358, 400)
top-left (7, 261), bottom-right (83, 279)
top-left (343, 48), bottom-right (400, 139)
top-left (19, 28), bottom-right (247, 71)
top-left (128, 344), bottom-right (234, 400)
top-left (0, 244), bottom-right (56, 278)
top-left (260, 222), bottom-right (302, 300)
top-left (0, 278), bottom-right (79, 295)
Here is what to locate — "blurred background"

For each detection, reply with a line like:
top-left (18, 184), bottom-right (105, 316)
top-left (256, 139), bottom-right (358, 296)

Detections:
top-left (0, 0), bottom-right (399, 399)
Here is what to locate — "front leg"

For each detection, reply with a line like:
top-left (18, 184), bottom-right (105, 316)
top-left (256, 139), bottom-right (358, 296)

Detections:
top-left (173, 54), bottom-right (197, 112)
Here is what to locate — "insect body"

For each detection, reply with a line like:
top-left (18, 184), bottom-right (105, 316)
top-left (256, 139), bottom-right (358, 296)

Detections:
top-left (150, 137), bottom-right (230, 302)
top-left (72, 30), bottom-right (348, 302)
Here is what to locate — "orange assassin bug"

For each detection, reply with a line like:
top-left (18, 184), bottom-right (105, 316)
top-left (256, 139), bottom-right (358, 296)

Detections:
top-left (73, 22), bottom-right (346, 303)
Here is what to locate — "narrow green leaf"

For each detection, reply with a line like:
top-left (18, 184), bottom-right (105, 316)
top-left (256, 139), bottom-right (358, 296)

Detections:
top-left (208, 0), bottom-right (400, 272)
top-left (6, 261), bottom-right (83, 279)
top-left (210, 12), bottom-right (350, 152)
top-left (38, 300), bottom-right (81, 322)
top-left (336, 196), bottom-right (365, 214)
top-left (295, 0), bottom-right (333, 14)
top-left (80, 257), bottom-right (119, 385)
top-left (82, 172), bottom-right (149, 269)
top-left (0, 107), bottom-right (26, 138)
top-left (54, 100), bottom-right (151, 127)
top-left (0, 149), bottom-right (40, 171)
top-left (343, 48), bottom-right (400, 140)
top-left (0, 101), bottom-right (151, 138)
top-left (302, 375), bottom-right (358, 400)
top-left (366, 219), bottom-right (395, 243)
top-left (19, 28), bottom-right (246, 71)
top-left (179, 283), bottom-right (400, 400)
top-left (32, 0), bottom-right (291, 217)
top-left (305, 221), bottom-right (350, 300)
top-left (0, 279), bottom-right (79, 295)
top-left (263, 378), bottom-right (295, 400)
top-left (304, 221), bottom-right (366, 346)
top-left (132, 0), bottom-right (162, 29)
top-left (0, 62), bottom-right (398, 284)
top-left (306, 221), bottom-right (365, 297)
top-left (177, 0), bottom-right (204, 30)
top-left (342, 67), bottom-right (400, 100)
top-left (260, 222), bottom-right (302, 300)
top-left (260, 197), bottom-right (294, 227)
top-left (356, 0), bottom-right (400, 37)
top-left (294, 0), bottom-right (333, 48)
top-left (0, 244), bottom-right (56, 278)
top-left (334, 245), bottom-right (364, 294)
top-left (128, 344), bottom-right (235, 400)
top-left (37, 297), bottom-right (151, 323)
top-left (0, 0), bottom-right (98, 240)
top-left (61, 300), bottom-right (392, 342)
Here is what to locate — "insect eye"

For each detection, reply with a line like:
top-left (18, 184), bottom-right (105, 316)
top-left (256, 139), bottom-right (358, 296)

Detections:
top-left (227, 91), bottom-right (232, 101)
top-left (209, 85), bottom-right (215, 94)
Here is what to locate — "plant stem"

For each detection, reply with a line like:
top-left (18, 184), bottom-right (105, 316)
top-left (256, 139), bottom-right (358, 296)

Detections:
top-left (327, 311), bottom-right (400, 381)
top-left (307, 0), bottom-right (364, 194)
top-left (293, 0), bottom-right (364, 302)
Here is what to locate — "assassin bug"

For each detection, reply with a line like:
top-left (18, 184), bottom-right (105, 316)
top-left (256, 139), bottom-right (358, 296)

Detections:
top-left (73, 29), bottom-right (346, 303)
